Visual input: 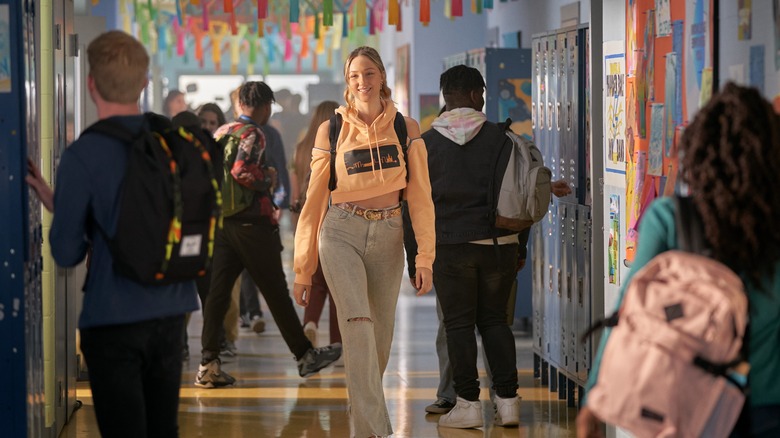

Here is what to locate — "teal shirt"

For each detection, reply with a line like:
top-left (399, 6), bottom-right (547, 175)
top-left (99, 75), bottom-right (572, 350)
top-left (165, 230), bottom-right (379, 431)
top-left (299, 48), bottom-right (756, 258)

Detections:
top-left (585, 196), bottom-right (780, 407)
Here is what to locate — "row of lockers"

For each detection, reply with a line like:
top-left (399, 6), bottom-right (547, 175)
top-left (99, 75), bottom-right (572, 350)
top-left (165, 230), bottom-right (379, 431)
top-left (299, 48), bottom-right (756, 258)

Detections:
top-left (530, 25), bottom-right (593, 392)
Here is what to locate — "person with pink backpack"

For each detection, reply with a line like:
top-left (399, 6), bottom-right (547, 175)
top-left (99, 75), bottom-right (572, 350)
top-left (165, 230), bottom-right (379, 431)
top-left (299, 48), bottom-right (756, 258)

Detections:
top-left (577, 83), bottom-right (780, 438)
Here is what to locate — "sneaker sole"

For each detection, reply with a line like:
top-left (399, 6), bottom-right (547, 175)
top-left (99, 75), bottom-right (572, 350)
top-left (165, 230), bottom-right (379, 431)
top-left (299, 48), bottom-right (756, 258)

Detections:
top-left (194, 380), bottom-right (236, 388)
top-left (494, 416), bottom-right (519, 427)
top-left (425, 406), bottom-right (454, 414)
top-left (438, 419), bottom-right (484, 429)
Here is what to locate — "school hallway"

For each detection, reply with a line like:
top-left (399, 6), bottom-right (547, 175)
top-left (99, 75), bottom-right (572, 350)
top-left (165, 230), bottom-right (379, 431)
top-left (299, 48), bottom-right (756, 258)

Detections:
top-left (59, 219), bottom-right (577, 438)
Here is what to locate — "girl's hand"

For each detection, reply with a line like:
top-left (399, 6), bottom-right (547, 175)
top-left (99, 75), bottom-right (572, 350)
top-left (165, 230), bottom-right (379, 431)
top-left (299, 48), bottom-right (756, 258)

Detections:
top-left (293, 283), bottom-right (311, 307)
top-left (414, 267), bottom-right (433, 296)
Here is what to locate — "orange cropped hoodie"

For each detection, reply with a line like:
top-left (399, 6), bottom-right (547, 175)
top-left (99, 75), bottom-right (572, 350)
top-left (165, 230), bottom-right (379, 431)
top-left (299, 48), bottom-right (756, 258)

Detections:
top-left (293, 102), bottom-right (436, 285)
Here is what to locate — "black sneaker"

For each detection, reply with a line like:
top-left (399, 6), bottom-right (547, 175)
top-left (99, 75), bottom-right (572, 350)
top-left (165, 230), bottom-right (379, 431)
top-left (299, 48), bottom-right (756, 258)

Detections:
top-left (297, 343), bottom-right (342, 377)
top-left (425, 398), bottom-right (456, 414)
top-left (195, 358), bottom-right (236, 388)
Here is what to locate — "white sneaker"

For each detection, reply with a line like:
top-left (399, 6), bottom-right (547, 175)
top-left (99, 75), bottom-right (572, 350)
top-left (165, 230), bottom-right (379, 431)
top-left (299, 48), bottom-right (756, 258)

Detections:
top-left (303, 321), bottom-right (317, 347)
top-left (438, 397), bottom-right (483, 429)
top-left (493, 395), bottom-right (520, 427)
top-left (251, 315), bottom-right (266, 334)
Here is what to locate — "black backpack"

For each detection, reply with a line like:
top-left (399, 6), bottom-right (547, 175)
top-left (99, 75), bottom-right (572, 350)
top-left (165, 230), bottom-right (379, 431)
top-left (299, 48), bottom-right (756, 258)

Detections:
top-left (327, 112), bottom-right (408, 190)
top-left (83, 113), bottom-right (222, 285)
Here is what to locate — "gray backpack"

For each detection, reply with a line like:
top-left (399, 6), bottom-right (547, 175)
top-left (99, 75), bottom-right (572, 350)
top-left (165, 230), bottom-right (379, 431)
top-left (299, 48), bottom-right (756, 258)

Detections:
top-left (494, 120), bottom-right (552, 231)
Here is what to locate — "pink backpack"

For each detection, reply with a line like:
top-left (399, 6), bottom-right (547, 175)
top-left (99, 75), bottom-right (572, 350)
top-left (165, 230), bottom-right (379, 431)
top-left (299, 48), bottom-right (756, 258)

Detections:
top-left (586, 198), bottom-right (749, 438)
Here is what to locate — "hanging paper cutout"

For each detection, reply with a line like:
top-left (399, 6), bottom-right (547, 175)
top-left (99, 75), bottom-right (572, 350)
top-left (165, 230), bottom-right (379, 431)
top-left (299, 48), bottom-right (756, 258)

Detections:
top-left (452, 0), bottom-right (463, 17)
top-left (290, 0), bottom-right (300, 23)
top-left (356, 0), bottom-right (368, 27)
top-left (420, 0), bottom-right (430, 23)
top-left (323, 0), bottom-right (334, 26)
top-left (388, 0), bottom-right (398, 25)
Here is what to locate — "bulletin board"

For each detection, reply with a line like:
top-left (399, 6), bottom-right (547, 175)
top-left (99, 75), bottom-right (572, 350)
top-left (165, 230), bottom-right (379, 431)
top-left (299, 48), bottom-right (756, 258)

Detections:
top-left (622, 0), bottom-right (715, 262)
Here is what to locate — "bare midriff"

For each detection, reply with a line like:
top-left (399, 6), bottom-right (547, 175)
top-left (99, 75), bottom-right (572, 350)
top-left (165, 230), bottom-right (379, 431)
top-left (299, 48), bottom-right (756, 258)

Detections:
top-left (348, 190), bottom-right (402, 209)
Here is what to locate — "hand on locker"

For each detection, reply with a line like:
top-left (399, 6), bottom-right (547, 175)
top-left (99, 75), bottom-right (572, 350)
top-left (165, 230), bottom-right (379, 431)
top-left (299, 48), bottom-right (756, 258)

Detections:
top-left (551, 179), bottom-right (573, 198)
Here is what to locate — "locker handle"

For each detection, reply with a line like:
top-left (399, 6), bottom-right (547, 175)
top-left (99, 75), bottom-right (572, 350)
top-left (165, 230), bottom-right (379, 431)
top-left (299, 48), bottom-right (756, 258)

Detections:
top-left (556, 102), bottom-right (561, 131)
top-left (557, 269), bottom-right (562, 296)
top-left (567, 273), bottom-right (572, 301)
top-left (549, 265), bottom-right (553, 292)
top-left (532, 102), bottom-right (536, 130)
top-left (567, 102), bottom-right (572, 131)
top-left (547, 102), bottom-right (553, 131)
top-left (578, 277), bottom-right (584, 306)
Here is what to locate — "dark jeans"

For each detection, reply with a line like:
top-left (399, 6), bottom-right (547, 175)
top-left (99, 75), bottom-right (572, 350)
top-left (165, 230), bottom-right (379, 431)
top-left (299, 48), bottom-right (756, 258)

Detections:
top-left (239, 269), bottom-right (264, 318)
top-left (80, 315), bottom-right (185, 438)
top-left (731, 404), bottom-right (780, 438)
top-left (434, 243), bottom-right (520, 401)
top-left (302, 262), bottom-right (342, 344)
top-left (202, 217), bottom-right (312, 360)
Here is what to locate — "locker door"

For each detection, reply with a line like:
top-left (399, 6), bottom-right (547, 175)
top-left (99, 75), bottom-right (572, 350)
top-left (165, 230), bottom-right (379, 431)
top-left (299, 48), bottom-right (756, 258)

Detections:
top-left (531, 222), bottom-right (545, 356)
top-left (565, 29), bottom-right (580, 203)
top-left (558, 203), bottom-right (571, 373)
top-left (577, 205), bottom-right (593, 383)
top-left (556, 32), bottom-right (567, 190)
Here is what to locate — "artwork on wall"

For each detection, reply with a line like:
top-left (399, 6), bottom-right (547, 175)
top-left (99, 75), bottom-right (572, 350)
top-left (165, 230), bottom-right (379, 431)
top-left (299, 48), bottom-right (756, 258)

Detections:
top-left (419, 94), bottom-right (440, 133)
top-left (395, 44), bottom-right (410, 116)
top-left (684, 0), bottom-right (714, 120)
top-left (750, 45), bottom-right (766, 91)
top-left (0, 5), bottom-right (10, 93)
top-left (775, 0), bottom-right (780, 70)
top-left (656, 0), bottom-right (672, 37)
top-left (739, 0), bottom-right (752, 41)
top-left (608, 194), bottom-right (621, 285)
top-left (664, 53), bottom-right (678, 156)
top-left (648, 103), bottom-right (665, 176)
top-left (498, 78), bottom-right (533, 139)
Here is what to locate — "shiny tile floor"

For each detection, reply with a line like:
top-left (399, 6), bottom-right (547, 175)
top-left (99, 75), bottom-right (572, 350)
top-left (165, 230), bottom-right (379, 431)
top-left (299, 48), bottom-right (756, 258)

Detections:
top-left (60, 218), bottom-right (578, 438)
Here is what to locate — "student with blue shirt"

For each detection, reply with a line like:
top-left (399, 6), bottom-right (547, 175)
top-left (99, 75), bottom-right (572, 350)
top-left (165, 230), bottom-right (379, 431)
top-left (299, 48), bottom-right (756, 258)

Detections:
top-left (29, 31), bottom-right (199, 437)
top-left (577, 84), bottom-right (780, 438)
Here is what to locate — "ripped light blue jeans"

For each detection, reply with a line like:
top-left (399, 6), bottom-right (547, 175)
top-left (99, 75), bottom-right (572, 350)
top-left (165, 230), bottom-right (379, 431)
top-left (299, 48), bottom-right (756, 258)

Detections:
top-left (319, 205), bottom-right (404, 438)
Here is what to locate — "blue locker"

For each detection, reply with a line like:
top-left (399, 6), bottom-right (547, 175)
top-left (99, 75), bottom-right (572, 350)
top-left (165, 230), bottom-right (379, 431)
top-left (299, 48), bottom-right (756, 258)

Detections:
top-left (0, 0), bottom-right (44, 435)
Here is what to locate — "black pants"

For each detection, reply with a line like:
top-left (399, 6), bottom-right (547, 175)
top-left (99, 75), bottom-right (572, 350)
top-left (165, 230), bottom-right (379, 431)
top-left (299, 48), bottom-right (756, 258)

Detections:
top-left (80, 315), bottom-right (185, 438)
top-left (201, 217), bottom-right (311, 360)
top-left (434, 243), bottom-right (520, 401)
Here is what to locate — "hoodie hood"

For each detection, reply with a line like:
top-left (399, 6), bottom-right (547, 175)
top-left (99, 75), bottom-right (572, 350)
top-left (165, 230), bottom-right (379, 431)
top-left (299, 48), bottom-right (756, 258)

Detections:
top-left (334, 101), bottom-right (400, 182)
top-left (431, 108), bottom-right (487, 145)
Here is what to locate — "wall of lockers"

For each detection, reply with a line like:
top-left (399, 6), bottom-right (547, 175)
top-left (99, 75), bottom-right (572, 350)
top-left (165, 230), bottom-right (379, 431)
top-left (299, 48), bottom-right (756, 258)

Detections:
top-left (530, 24), bottom-right (593, 405)
top-left (0, 0), bottom-right (45, 435)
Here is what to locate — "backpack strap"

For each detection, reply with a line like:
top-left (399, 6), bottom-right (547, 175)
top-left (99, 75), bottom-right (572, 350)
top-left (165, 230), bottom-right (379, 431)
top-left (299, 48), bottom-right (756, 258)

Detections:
top-left (328, 113), bottom-right (342, 191)
top-left (674, 195), bottom-right (709, 255)
top-left (498, 117), bottom-right (513, 132)
top-left (83, 118), bottom-right (140, 144)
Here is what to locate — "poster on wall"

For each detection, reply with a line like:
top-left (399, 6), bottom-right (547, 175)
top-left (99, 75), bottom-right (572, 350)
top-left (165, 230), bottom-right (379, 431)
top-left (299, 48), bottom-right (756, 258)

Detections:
top-left (395, 44), bottom-right (410, 117)
top-left (604, 41), bottom-right (626, 175)
top-left (0, 5), bottom-right (10, 93)
top-left (627, 0), bottom-right (638, 75)
top-left (664, 53), bottom-right (678, 156)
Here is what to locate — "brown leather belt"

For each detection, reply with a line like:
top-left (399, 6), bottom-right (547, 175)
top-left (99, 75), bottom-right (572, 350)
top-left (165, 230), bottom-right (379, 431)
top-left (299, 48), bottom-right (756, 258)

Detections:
top-left (334, 202), bottom-right (402, 221)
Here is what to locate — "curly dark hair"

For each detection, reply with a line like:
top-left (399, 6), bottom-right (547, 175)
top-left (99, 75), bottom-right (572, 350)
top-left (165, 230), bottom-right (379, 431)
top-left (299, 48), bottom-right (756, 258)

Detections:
top-left (239, 81), bottom-right (274, 109)
top-left (440, 64), bottom-right (486, 96)
top-left (680, 82), bottom-right (780, 290)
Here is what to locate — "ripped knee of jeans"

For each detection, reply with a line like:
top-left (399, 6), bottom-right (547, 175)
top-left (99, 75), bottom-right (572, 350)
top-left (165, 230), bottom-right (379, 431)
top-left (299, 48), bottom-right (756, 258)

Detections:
top-left (347, 317), bottom-right (373, 323)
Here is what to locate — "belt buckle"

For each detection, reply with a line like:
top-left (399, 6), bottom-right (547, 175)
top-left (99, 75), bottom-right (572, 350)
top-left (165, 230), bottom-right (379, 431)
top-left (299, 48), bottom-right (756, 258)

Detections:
top-left (365, 209), bottom-right (382, 220)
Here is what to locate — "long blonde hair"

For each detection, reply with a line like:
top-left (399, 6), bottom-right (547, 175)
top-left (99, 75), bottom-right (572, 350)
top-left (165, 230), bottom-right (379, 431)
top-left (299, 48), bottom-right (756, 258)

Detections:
top-left (342, 46), bottom-right (392, 110)
top-left (293, 100), bottom-right (340, 196)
